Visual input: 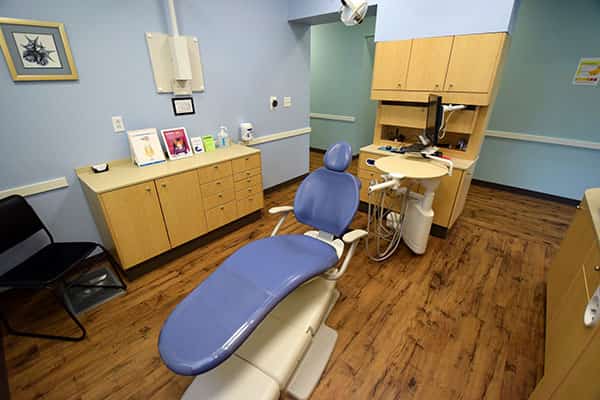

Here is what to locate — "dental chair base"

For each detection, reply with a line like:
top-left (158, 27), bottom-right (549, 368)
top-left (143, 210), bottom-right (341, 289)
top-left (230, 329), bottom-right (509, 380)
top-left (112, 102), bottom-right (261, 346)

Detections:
top-left (181, 277), bottom-right (340, 400)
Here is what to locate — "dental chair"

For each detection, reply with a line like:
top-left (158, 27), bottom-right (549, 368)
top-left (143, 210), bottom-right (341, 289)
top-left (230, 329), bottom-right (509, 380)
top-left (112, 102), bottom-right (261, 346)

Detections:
top-left (158, 142), bottom-right (367, 400)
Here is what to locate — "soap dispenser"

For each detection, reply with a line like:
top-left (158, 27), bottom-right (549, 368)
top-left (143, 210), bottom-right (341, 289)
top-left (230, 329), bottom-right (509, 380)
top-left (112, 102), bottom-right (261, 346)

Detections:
top-left (216, 126), bottom-right (230, 148)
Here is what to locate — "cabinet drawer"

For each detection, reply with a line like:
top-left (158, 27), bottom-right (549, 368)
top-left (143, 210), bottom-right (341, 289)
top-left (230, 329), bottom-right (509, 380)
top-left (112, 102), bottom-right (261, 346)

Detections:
top-left (206, 201), bottom-right (238, 231)
top-left (200, 176), bottom-right (234, 197)
top-left (358, 152), bottom-right (383, 173)
top-left (236, 184), bottom-right (262, 200)
top-left (232, 154), bottom-right (261, 172)
top-left (234, 175), bottom-right (262, 192)
top-left (203, 189), bottom-right (235, 210)
top-left (198, 161), bottom-right (233, 184)
top-left (237, 195), bottom-right (264, 217)
top-left (358, 168), bottom-right (383, 182)
top-left (234, 167), bottom-right (261, 182)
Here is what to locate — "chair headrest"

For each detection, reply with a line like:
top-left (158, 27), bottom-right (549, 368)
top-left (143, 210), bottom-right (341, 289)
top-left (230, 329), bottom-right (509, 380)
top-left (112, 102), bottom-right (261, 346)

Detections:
top-left (323, 142), bottom-right (352, 172)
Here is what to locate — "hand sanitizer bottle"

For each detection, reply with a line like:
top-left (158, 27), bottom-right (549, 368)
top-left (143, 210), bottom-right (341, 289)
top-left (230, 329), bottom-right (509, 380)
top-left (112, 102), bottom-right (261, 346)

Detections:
top-left (217, 126), bottom-right (230, 148)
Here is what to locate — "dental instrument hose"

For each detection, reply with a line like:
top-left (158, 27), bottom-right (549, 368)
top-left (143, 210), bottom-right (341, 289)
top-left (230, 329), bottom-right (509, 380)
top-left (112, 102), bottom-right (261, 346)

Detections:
top-left (365, 181), bottom-right (409, 261)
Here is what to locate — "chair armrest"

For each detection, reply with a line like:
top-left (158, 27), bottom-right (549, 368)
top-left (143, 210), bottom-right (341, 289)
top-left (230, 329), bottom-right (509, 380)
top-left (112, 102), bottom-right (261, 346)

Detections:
top-left (269, 206), bottom-right (294, 215)
top-left (342, 229), bottom-right (368, 244)
top-left (269, 206), bottom-right (294, 236)
top-left (325, 230), bottom-right (368, 280)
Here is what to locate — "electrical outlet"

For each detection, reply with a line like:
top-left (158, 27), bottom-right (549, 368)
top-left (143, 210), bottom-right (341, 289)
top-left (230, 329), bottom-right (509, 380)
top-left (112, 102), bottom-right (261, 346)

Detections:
top-left (112, 116), bottom-right (125, 133)
top-left (270, 96), bottom-right (279, 111)
top-left (283, 96), bottom-right (292, 108)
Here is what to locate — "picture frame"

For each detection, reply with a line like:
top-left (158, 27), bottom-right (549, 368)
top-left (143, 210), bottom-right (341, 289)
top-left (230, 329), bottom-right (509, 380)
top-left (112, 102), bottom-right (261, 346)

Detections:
top-left (160, 127), bottom-right (193, 160)
top-left (127, 128), bottom-right (166, 167)
top-left (172, 97), bottom-right (195, 116)
top-left (0, 17), bottom-right (78, 81)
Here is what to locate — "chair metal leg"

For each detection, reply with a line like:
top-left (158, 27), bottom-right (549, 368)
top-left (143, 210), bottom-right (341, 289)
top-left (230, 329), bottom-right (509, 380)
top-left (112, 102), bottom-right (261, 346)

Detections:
top-left (0, 287), bottom-right (86, 342)
top-left (98, 245), bottom-right (127, 291)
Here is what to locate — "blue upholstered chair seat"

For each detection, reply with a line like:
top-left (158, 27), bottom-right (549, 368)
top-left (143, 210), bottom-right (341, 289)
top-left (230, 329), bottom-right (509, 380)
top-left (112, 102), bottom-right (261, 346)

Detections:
top-left (159, 235), bottom-right (339, 376)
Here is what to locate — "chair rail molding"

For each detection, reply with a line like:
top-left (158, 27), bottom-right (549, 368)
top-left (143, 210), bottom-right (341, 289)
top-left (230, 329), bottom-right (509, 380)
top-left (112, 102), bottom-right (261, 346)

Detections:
top-left (0, 177), bottom-right (69, 200)
top-left (310, 113), bottom-right (356, 123)
top-left (486, 130), bottom-right (600, 151)
top-left (246, 127), bottom-right (312, 146)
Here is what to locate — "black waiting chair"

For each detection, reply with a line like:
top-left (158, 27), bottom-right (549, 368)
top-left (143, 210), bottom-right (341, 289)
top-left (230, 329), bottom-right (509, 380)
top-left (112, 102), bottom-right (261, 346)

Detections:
top-left (0, 195), bottom-right (127, 342)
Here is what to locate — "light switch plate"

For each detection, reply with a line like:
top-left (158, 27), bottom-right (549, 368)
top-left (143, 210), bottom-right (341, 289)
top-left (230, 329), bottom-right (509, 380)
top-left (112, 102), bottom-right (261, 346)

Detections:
top-left (283, 96), bottom-right (292, 107)
top-left (112, 116), bottom-right (125, 133)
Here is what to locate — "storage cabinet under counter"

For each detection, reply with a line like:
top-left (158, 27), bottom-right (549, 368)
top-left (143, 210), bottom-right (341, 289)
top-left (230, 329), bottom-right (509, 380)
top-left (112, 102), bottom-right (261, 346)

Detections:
top-left (76, 145), bottom-right (264, 270)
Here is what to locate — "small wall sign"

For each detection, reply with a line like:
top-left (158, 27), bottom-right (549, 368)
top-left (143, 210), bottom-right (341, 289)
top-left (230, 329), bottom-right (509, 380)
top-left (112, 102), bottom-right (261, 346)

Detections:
top-left (172, 97), bottom-right (195, 116)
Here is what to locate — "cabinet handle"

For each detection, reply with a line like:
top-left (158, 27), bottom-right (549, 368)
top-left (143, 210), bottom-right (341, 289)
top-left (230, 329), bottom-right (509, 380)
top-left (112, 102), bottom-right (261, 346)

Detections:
top-left (161, 183), bottom-right (167, 188)
top-left (245, 157), bottom-right (250, 161)
top-left (434, 84), bottom-right (439, 89)
top-left (218, 194), bottom-right (223, 198)
top-left (220, 206), bottom-right (225, 210)
top-left (397, 83), bottom-right (402, 88)
top-left (449, 83), bottom-right (454, 88)
top-left (213, 165), bottom-right (219, 170)
top-left (595, 265), bottom-right (600, 272)
top-left (216, 181), bottom-right (222, 185)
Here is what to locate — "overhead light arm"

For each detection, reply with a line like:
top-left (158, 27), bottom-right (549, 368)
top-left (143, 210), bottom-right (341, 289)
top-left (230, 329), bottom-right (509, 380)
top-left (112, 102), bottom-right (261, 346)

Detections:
top-left (340, 0), bottom-right (368, 26)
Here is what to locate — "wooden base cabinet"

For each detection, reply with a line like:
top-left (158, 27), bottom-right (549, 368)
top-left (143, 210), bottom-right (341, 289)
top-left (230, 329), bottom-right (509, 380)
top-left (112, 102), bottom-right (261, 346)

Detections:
top-left (529, 189), bottom-right (600, 400)
top-left (77, 145), bottom-right (264, 270)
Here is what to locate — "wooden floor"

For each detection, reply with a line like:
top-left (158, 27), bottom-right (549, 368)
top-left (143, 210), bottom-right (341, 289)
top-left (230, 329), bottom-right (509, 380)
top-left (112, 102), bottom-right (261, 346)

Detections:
top-left (2, 152), bottom-right (576, 400)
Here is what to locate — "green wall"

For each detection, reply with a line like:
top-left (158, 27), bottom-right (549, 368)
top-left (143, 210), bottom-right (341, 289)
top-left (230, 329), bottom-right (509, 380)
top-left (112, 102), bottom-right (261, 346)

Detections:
top-left (476, 0), bottom-right (600, 199)
top-left (310, 16), bottom-right (378, 154)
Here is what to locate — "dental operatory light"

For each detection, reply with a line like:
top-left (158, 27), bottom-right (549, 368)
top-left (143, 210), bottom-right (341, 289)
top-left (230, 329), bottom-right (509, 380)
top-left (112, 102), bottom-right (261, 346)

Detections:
top-left (340, 0), bottom-right (368, 26)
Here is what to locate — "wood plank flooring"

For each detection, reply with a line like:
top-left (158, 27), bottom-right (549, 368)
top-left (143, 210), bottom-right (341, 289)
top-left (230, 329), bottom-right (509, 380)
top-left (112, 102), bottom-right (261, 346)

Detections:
top-left (2, 152), bottom-right (575, 400)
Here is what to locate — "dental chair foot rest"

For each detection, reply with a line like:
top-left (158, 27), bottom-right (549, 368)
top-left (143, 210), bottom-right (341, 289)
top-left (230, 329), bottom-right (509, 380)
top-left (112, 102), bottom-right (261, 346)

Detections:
top-left (182, 355), bottom-right (279, 400)
top-left (286, 324), bottom-right (338, 400)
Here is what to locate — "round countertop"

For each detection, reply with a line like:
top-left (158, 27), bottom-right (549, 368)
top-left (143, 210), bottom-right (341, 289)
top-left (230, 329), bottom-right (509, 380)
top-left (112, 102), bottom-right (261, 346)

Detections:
top-left (375, 155), bottom-right (449, 179)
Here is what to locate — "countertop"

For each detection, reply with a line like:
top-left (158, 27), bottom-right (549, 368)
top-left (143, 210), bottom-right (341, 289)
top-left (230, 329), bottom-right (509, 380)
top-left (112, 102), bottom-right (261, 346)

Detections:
top-left (360, 144), bottom-right (477, 171)
top-left (76, 144), bottom-right (260, 194)
top-left (585, 188), bottom-right (600, 246)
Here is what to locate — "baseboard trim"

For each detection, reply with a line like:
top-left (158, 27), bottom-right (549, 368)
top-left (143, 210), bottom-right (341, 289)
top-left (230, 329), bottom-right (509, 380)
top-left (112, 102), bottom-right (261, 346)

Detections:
top-left (472, 179), bottom-right (579, 206)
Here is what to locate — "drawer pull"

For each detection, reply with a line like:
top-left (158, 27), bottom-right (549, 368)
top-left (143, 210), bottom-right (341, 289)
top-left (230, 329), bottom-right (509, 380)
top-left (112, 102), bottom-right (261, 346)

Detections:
top-left (245, 157), bottom-right (250, 161)
top-left (161, 183), bottom-right (167, 188)
top-left (595, 265), bottom-right (600, 272)
top-left (220, 206), bottom-right (225, 210)
top-left (218, 194), bottom-right (223, 198)
top-left (145, 187), bottom-right (151, 193)
top-left (584, 288), bottom-right (600, 328)
top-left (216, 182), bottom-right (222, 185)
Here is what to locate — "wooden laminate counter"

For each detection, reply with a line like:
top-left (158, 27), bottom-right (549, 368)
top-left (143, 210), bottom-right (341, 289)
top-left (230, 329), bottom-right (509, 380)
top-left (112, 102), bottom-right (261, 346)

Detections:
top-left (76, 144), bottom-right (260, 194)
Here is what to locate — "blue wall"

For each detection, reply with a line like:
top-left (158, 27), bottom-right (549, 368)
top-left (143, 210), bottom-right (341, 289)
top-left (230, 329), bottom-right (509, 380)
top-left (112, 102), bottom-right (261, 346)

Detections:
top-left (310, 17), bottom-right (377, 154)
top-left (0, 0), bottom-right (310, 263)
top-left (289, 0), bottom-right (519, 42)
top-left (476, 0), bottom-right (600, 199)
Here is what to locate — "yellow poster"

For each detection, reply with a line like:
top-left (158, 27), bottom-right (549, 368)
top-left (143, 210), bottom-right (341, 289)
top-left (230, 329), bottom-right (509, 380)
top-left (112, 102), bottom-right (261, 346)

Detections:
top-left (573, 57), bottom-right (600, 86)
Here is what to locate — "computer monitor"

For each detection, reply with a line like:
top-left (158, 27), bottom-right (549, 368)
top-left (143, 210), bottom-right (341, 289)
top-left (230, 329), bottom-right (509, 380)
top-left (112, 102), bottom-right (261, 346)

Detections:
top-left (424, 94), bottom-right (443, 146)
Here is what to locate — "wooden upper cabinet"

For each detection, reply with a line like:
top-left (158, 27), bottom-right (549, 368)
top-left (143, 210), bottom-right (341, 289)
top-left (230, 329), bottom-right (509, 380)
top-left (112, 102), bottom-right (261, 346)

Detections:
top-left (406, 36), bottom-right (453, 91)
top-left (371, 40), bottom-right (412, 90)
top-left (100, 181), bottom-right (171, 269)
top-left (445, 33), bottom-right (504, 93)
top-left (156, 170), bottom-right (207, 248)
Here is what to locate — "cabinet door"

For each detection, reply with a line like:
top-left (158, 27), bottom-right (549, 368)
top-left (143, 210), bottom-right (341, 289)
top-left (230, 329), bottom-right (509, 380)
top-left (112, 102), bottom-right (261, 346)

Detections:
top-left (547, 202), bottom-right (596, 321)
top-left (431, 171), bottom-right (462, 228)
top-left (372, 40), bottom-right (412, 90)
top-left (544, 269), bottom-right (595, 396)
top-left (101, 182), bottom-right (171, 269)
top-left (444, 33), bottom-right (504, 93)
top-left (449, 165), bottom-right (474, 228)
top-left (406, 36), bottom-right (453, 91)
top-left (156, 170), bottom-right (208, 248)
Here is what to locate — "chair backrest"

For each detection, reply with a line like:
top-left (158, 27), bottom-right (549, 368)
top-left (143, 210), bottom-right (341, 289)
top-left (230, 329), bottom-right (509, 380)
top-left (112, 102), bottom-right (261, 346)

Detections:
top-left (294, 142), bottom-right (360, 237)
top-left (0, 195), bottom-right (51, 254)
